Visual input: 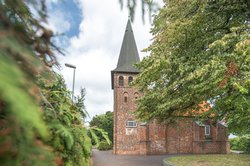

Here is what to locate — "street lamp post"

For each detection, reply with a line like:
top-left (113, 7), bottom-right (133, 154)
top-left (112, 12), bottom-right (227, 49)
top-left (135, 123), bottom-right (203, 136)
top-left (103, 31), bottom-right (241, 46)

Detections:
top-left (65, 63), bottom-right (76, 101)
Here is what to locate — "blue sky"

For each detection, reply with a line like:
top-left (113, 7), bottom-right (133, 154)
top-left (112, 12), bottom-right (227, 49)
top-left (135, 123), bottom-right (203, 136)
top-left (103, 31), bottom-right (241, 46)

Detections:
top-left (46, 0), bottom-right (163, 120)
top-left (47, 0), bottom-right (82, 37)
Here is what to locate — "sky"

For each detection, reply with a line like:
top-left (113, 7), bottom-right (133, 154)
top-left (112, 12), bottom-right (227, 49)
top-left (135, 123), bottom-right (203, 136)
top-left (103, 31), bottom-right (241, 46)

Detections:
top-left (45, 0), bottom-right (163, 120)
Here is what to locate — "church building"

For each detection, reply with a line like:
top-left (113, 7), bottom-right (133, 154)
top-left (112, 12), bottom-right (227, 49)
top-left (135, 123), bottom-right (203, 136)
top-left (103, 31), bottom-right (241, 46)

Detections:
top-left (111, 19), bottom-right (230, 155)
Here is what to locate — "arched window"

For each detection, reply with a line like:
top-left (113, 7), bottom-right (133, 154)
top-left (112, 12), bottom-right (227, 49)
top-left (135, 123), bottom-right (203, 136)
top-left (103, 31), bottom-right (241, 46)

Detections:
top-left (134, 92), bottom-right (139, 100)
top-left (124, 96), bottom-right (128, 102)
top-left (118, 76), bottom-right (124, 86)
top-left (124, 92), bottom-right (128, 103)
top-left (128, 76), bottom-right (133, 84)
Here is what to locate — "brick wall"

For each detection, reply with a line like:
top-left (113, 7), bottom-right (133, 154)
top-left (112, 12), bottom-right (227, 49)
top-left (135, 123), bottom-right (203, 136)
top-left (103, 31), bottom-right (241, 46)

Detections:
top-left (147, 121), bottom-right (167, 154)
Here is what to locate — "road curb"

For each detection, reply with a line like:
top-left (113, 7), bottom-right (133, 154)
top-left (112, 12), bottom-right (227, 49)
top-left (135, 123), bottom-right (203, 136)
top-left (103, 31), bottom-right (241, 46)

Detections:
top-left (162, 159), bottom-right (174, 166)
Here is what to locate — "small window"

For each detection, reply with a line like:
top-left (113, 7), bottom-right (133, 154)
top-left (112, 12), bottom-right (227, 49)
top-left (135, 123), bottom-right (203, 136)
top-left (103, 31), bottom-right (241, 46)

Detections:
top-left (124, 96), bottom-right (127, 102)
top-left (205, 125), bottom-right (210, 136)
top-left (118, 76), bottom-right (124, 86)
top-left (126, 121), bottom-right (137, 128)
top-left (128, 76), bottom-right (133, 84)
top-left (123, 92), bottom-right (128, 103)
top-left (134, 92), bottom-right (139, 99)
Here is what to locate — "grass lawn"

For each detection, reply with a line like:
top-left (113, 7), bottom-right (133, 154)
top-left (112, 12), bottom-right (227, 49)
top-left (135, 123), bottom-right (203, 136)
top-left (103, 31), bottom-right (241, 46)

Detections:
top-left (164, 154), bottom-right (250, 166)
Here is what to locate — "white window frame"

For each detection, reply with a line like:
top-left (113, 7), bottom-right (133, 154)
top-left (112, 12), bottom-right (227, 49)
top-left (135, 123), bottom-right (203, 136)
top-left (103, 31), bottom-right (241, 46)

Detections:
top-left (205, 125), bottom-right (211, 136)
top-left (126, 121), bottom-right (137, 128)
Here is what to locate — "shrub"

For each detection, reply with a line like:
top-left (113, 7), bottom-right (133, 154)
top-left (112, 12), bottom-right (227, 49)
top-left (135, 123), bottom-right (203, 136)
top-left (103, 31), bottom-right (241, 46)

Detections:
top-left (240, 135), bottom-right (250, 153)
top-left (97, 141), bottom-right (112, 151)
top-left (230, 135), bottom-right (250, 153)
top-left (230, 137), bottom-right (240, 150)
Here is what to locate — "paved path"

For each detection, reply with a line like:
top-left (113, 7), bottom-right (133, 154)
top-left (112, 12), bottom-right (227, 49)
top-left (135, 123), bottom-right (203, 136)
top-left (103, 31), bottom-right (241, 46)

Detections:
top-left (93, 149), bottom-right (175, 166)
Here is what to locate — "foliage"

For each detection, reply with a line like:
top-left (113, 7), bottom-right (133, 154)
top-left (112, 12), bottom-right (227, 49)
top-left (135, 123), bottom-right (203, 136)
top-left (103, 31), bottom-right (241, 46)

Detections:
top-left (90, 111), bottom-right (114, 143)
top-left (165, 154), bottom-right (250, 166)
top-left (39, 74), bottom-right (92, 165)
top-left (88, 127), bottom-right (111, 147)
top-left (118, 0), bottom-right (160, 22)
top-left (134, 0), bottom-right (250, 134)
top-left (0, 1), bottom-right (92, 165)
top-left (0, 0), bottom-right (56, 165)
top-left (230, 135), bottom-right (250, 153)
top-left (230, 137), bottom-right (239, 151)
top-left (75, 88), bottom-right (89, 120)
top-left (97, 140), bottom-right (113, 151)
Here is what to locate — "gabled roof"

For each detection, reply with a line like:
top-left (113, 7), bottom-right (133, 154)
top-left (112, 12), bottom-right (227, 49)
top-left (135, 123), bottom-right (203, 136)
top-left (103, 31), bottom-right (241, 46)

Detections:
top-left (112, 19), bottom-right (140, 73)
top-left (111, 19), bottom-right (140, 89)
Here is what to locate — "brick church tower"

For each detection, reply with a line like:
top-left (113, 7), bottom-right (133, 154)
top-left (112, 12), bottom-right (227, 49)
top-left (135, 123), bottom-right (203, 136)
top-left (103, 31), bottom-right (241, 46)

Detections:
top-left (111, 20), bottom-right (230, 155)
top-left (111, 19), bottom-right (145, 155)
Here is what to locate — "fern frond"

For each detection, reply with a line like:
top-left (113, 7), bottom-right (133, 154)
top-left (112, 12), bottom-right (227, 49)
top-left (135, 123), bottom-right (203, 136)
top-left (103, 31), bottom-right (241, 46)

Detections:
top-left (88, 128), bottom-right (100, 146)
top-left (53, 124), bottom-right (74, 150)
top-left (90, 127), bottom-right (111, 145)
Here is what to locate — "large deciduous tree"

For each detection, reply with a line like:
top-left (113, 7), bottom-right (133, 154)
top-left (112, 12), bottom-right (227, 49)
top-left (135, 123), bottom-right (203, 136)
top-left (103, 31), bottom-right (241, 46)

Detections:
top-left (134, 0), bottom-right (250, 135)
top-left (90, 111), bottom-right (114, 143)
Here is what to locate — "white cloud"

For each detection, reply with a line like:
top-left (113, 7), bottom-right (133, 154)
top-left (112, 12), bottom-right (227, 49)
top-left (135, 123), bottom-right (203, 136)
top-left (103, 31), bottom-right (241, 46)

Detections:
top-left (47, 10), bottom-right (71, 34)
top-left (52, 0), bottom-right (163, 120)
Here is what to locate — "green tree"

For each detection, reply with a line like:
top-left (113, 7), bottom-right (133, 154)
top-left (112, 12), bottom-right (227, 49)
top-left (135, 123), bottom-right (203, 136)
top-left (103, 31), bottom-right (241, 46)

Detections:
top-left (39, 74), bottom-right (91, 165)
top-left (0, 1), bottom-right (57, 165)
top-left (90, 111), bottom-right (114, 143)
top-left (0, 1), bottom-right (92, 165)
top-left (134, 0), bottom-right (250, 135)
top-left (75, 88), bottom-right (89, 120)
top-left (230, 135), bottom-right (250, 153)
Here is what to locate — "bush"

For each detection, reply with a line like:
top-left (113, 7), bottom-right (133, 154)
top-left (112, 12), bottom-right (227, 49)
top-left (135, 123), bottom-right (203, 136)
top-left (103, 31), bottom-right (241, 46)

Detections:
top-left (230, 137), bottom-right (240, 150)
top-left (230, 135), bottom-right (250, 153)
top-left (97, 141), bottom-right (112, 151)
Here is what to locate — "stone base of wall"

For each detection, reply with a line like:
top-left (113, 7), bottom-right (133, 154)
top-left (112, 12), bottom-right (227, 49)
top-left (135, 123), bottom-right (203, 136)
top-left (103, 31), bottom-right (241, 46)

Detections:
top-left (113, 150), bottom-right (142, 155)
top-left (193, 141), bottom-right (230, 154)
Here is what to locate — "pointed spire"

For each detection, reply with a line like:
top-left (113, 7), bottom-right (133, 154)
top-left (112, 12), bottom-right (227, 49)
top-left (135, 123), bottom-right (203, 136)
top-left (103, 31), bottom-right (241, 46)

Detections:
top-left (113, 19), bottom-right (140, 73)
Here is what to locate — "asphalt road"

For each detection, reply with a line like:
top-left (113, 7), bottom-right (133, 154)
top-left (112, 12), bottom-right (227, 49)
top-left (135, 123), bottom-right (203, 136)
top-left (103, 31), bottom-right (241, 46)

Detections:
top-left (93, 149), bottom-right (175, 166)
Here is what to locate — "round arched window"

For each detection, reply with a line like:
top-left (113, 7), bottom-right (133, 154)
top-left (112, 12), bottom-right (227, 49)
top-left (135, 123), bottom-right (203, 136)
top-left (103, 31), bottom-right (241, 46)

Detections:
top-left (128, 76), bottom-right (133, 84)
top-left (124, 92), bottom-right (128, 103)
top-left (134, 92), bottom-right (139, 99)
top-left (118, 76), bottom-right (124, 86)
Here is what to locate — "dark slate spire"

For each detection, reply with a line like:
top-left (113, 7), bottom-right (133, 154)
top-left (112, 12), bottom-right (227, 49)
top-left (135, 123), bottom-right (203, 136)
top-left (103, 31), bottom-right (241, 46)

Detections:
top-left (111, 19), bottom-right (140, 89)
top-left (113, 19), bottom-right (140, 73)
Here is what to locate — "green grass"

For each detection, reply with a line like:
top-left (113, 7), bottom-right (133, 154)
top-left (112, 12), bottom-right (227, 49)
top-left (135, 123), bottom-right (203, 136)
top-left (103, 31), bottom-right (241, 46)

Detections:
top-left (165, 154), bottom-right (250, 166)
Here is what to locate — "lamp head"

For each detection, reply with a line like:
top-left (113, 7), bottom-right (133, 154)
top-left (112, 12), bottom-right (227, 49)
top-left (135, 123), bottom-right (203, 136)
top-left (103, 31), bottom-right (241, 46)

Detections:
top-left (65, 63), bottom-right (76, 69)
